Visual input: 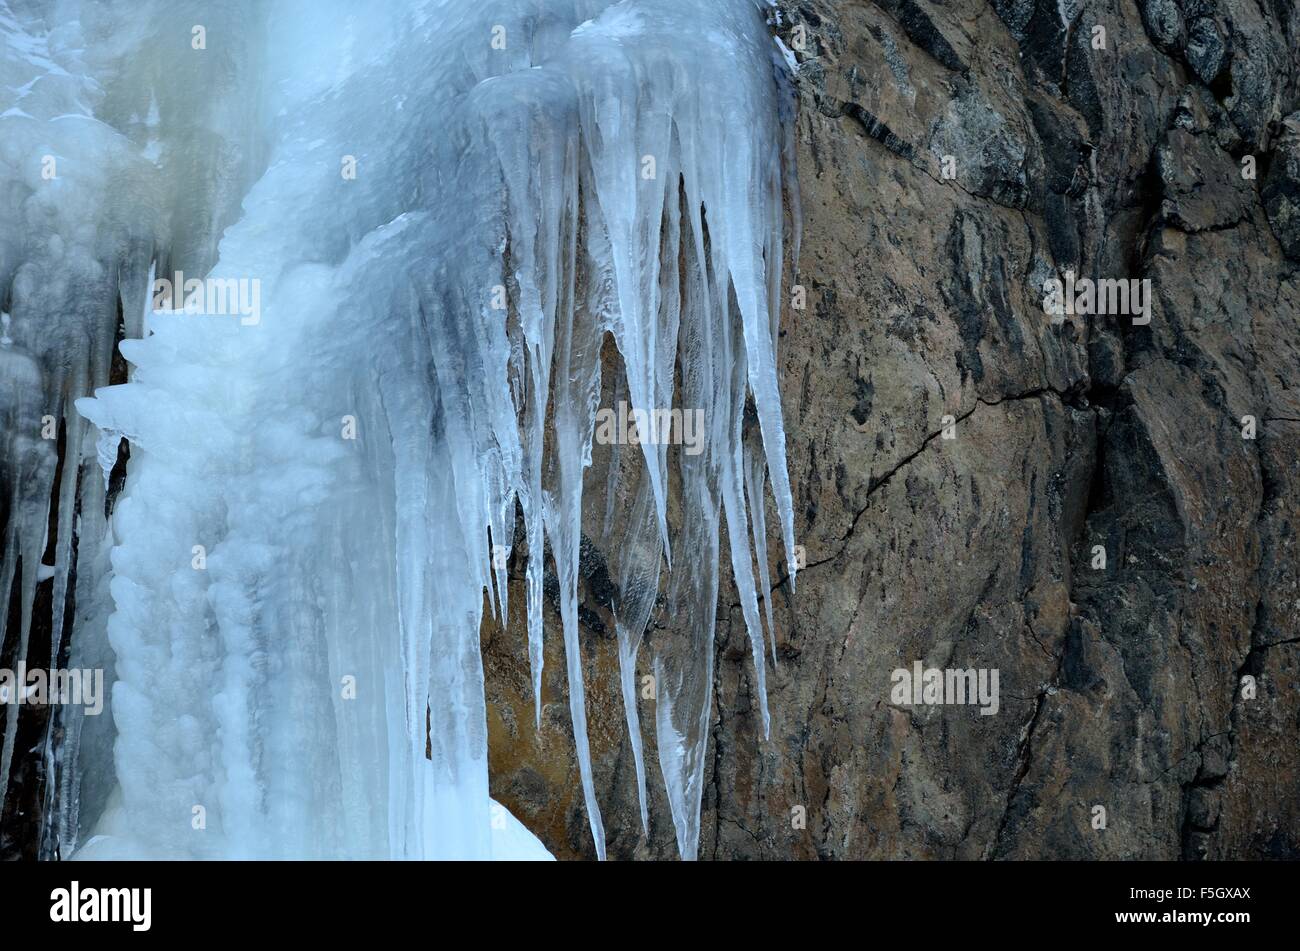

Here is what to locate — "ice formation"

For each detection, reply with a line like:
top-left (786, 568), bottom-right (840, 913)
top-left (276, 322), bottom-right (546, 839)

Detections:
top-left (0, 0), bottom-right (798, 860)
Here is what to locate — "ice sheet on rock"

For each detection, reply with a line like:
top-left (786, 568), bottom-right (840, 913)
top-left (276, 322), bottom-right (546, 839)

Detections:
top-left (0, 0), bottom-right (272, 856)
top-left (0, 2), bottom-right (150, 839)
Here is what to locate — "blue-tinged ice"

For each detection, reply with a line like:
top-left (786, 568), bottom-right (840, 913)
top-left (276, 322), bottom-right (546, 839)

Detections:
top-left (2, 0), bottom-right (798, 860)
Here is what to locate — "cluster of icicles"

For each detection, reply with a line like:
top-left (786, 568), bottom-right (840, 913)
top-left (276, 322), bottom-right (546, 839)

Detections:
top-left (0, 0), bottom-right (798, 859)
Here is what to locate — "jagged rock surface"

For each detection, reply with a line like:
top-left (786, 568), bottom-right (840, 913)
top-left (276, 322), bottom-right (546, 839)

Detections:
top-left (483, 0), bottom-right (1300, 859)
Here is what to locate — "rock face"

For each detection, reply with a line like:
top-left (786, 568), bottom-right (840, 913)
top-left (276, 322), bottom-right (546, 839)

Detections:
top-left (483, 0), bottom-right (1300, 858)
top-left (1266, 113), bottom-right (1300, 260)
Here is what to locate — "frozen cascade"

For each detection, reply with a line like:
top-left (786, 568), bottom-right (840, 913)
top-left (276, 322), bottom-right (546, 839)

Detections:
top-left (1, 0), bottom-right (267, 856)
top-left (1, 0), bottom-right (798, 860)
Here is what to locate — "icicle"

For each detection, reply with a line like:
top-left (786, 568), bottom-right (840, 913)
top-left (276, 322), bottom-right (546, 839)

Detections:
top-left (610, 478), bottom-right (661, 834)
top-left (5, 0), bottom-right (799, 862)
top-left (745, 434), bottom-right (779, 665)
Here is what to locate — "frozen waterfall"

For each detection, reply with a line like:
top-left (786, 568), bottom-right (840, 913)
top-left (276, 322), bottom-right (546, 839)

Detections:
top-left (0, 0), bottom-right (798, 860)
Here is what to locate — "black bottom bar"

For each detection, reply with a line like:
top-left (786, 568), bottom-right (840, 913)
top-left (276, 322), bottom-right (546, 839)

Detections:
top-left (0, 860), bottom-right (1287, 938)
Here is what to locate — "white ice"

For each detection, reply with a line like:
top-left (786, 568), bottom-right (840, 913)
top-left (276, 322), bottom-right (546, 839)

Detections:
top-left (1, 0), bottom-right (798, 860)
